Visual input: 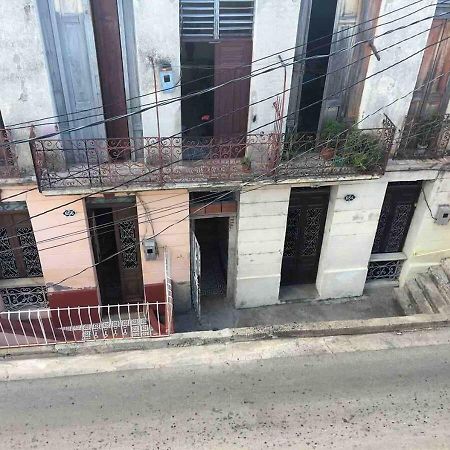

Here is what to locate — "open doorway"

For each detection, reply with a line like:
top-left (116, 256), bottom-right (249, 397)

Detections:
top-left (194, 217), bottom-right (229, 299)
top-left (87, 199), bottom-right (144, 307)
top-left (297, 0), bottom-right (338, 132)
top-left (181, 42), bottom-right (215, 139)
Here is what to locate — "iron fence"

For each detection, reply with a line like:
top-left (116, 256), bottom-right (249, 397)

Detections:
top-left (31, 121), bottom-right (395, 191)
top-left (394, 114), bottom-right (450, 159)
top-left (0, 129), bottom-right (20, 178)
top-left (366, 260), bottom-right (404, 282)
top-left (0, 301), bottom-right (174, 349)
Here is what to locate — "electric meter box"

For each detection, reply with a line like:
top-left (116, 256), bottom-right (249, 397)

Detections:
top-left (142, 238), bottom-right (158, 260)
top-left (159, 65), bottom-right (175, 92)
top-left (436, 205), bottom-right (450, 225)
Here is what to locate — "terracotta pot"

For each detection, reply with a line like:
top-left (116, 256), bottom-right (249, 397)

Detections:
top-left (320, 146), bottom-right (336, 161)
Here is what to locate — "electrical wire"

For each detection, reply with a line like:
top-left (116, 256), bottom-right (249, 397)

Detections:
top-left (1, 14), bottom-right (443, 204)
top-left (3, 0), bottom-right (434, 130)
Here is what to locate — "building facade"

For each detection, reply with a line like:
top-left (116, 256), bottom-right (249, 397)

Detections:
top-left (0, 0), bottom-right (449, 333)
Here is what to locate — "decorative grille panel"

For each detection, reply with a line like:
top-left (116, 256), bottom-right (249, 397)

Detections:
top-left (367, 260), bottom-right (403, 282)
top-left (17, 227), bottom-right (43, 277)
top-left (180, 0), bottom-right (254, 39)
top-left (0, 227), bottom-right (19, 279)
top-left (0, 286), bottom-right (48, 311)
top-left (118, 220), bottom-right (139, 269)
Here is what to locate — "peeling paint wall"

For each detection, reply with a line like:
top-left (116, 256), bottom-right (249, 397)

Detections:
top-left (358, 0), bottom-right (437, 129)
top-left (248, 0), bottom-right (302, 134)
top-left (133, 0), bottom-right (182, 137)
top-left (0, 1), bottom-right (56, 173)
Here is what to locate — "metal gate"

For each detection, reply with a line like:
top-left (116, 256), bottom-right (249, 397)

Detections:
top-left (190, 233), bottom-right (201, 322)
top-left (281, 187), bottom-right (330, 286)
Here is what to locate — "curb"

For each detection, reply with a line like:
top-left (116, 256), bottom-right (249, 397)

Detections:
top-left (1, 313), bottom-right (448, 360)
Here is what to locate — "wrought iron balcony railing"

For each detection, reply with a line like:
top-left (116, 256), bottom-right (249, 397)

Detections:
top-left (0, 129), bottom-right (20, 178)
top-left (31, 120), bottom-right (395, 191)
top-left (394, 114), bottom-right (450, 160)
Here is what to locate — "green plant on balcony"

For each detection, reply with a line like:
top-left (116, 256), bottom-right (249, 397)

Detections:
top-left (241, 155), bottom-right (252, 172)
top-left (413, 115), bottom-right (440, 155)
top-left (319, 119), bottom-right (348, 160)
top-left (336, 130), bottom-right (382, 172)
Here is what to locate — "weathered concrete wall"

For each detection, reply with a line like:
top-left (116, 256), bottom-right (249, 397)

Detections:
top-left (248, 0), bottom-right (302, 134)
top-left (235, 185), bottom-right (291, 308)
top-left (358, 0), bottom-right (436, 128)
top-left (133, 0), bottom-right (181, 138)
top-left (316, 181), bottom-right (388, 299)
top-left (0, 1), bottom-right (56, 174)
top-left (136, 189), bottom-right (191, 312)
top-left (400, 171), bottom-right (450, 283)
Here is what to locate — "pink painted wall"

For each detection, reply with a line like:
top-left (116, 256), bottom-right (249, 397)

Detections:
top-left (136, 189), bottom-right (190, 286)
top-left (1, 186), bottom-right (98, 292)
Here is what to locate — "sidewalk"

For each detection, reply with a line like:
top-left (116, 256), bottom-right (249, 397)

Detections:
top-left (175, 285), bottom-right (403, 332)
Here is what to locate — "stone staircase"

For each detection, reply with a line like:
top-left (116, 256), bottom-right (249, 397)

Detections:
top-left (394, 259), bottom-right (450, 316)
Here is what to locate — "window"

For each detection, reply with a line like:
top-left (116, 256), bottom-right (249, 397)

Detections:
top-left (0, 207), bottom-right (43, 279)
top-left (180, 0), bottom-right (254, 39)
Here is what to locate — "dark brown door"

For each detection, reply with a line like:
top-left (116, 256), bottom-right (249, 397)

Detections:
top-left (372, 182), bottom-right (421, 254)
top-left (90, 0), bottom-right (130, 158)
top-left (281, 187), bottom-right (330, 286)
top-left (214, 39), bottom-right (252, 151)
top-left (112, 205), bottom-right (144, 304)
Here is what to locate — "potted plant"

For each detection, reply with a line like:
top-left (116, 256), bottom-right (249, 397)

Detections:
top-left (344, 130), bottom-right (382, 172)
top-left (241, 156), bottom-right (252, 172)
top-left (319, 119), bottom-right (347, 161)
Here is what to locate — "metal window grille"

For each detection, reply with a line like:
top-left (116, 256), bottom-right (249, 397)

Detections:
top-left (180, 0), bottom-right (254, 39)
top-left (0, 286), bottom-right (48, 312)
top-left (366, 260), bottom-right (403, 282)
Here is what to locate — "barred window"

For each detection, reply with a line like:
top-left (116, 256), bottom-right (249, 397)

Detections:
top-left (0, 209), bottom-right (43, 279)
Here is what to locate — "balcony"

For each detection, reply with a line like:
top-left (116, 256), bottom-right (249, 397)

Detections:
top-left (394, 115), bottom-right (450, 160)
top-left (31, 120), bottom-right (395, 192)
top-left (0, 129), bottom-right (20, 179)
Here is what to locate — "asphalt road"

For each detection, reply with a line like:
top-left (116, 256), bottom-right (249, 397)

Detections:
top-left (1, 342), bottom-right (450, 449)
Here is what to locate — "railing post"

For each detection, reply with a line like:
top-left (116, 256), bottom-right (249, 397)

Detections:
top-left (29, 126), bottom-right (43, 192)
top-left (381, 114), bottom-right (396, 174)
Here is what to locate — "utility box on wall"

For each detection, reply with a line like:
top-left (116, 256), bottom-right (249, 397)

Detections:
top-left (142, 238), bottom-right (158, 260)
top-left (159, 64), bottom-right (175, 92)
top-left (436, 205), bottom-right (450, 225)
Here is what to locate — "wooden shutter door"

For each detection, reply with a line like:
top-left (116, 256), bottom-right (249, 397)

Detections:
top-left (49, 0), bottom-right (105, 142)
top-left (214, 40), bottom-right (253, 143)
top-left (319, 0), bottom-right (360, 126)
top-left (407, 19), bottom-right (450, 119)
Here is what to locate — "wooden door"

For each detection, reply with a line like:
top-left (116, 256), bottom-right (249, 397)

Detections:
top-left (281, 188), bottom-right (330, 286)
top-left (319, 0), bottom-right (361, 126)
top-left (90, 0), bottom-right (130, 156)
top-left (112, 205), bottom-right (144, 304)
top-left (214, 39), bottom-right (252, 151)
top-left (47, 0), bottom-right (106, 144)
top-left (406, 19), bottom-right (450, 119)
top-left (372, 182), bottom-right (421, 254)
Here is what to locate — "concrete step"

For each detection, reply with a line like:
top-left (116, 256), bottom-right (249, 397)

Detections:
top-left (442, 259), bottom-right (450, 280)
top-left (416, 273), bottom-right (450, 314)
top-left (405, 280), bottom-right (435, 314)
top-left (393, 287), bottom-right (418, 315)
top-left (428, 265), bottom-right (450, 305)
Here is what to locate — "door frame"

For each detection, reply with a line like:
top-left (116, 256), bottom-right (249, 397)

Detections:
top-left (87, 197), bottom-right (144, 305)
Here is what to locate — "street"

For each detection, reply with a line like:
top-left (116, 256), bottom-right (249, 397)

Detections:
top-left (1, 335), bottom-right (450, 449)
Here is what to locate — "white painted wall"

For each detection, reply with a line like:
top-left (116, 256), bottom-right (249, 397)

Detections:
top-left (400, 171), bottom-right (450, 282)
top-left (133, 0), bottom-right (181, 137)
top-left (248, 0), bottom-right (302, 134)
top-left (358, 0), bottom-right (437, 129)
top-left (0, 1), bottom-right (56, 174)
top-left (316, 181), bottom-right (388, 299)
top-left (235, 185), bottom-right (291, 308)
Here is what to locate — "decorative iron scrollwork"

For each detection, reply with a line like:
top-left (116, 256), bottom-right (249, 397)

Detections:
top-left (118, 220), bottom-right (139, 269)
top-left (0, 285), bottom-right (48, 311)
